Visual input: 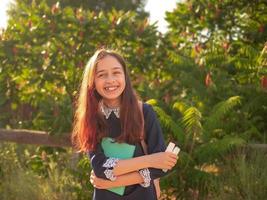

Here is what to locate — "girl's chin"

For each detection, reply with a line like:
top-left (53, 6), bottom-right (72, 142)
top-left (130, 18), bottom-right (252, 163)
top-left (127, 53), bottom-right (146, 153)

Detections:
top-left (102, 96), bottom-right (121, 101)
top-left (102, 97), bottom-right (121, 107)
top-left (101, 92), bottom-right (122, 101)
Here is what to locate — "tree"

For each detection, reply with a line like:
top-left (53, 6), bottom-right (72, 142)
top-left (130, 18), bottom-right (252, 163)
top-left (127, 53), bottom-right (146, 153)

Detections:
top-left (136, 0), bottom-right (267, 198)
top-left (0, 0), bottom-right (158, 134)
top-left (9, 0), bottom-right (148, 13)
top-left (160, 0), bottom-right (267, 142)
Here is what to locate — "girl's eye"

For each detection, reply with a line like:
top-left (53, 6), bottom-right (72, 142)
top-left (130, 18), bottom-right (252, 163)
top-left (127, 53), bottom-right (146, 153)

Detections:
top-left (114, 71), bottom-right (121, 74)
top-left (97, 74), bottom-right (104, 78)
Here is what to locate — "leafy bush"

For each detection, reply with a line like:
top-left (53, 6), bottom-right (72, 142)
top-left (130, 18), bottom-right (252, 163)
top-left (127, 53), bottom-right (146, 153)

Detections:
top-left (0, 142), bottom-right (92, 200)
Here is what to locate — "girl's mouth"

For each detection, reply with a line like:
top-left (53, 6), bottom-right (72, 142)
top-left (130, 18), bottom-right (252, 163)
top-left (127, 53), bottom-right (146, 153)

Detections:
top-left (104, 86), bottom-right (119, 91)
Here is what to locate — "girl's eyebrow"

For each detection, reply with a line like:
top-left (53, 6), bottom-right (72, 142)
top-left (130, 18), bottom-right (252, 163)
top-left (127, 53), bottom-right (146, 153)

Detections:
top-left (96, 69), bottom-right (105, 75)
top-left (96, 67), bottom-right (122, 74)
top-left (112, 67), bottom-right (123, 70)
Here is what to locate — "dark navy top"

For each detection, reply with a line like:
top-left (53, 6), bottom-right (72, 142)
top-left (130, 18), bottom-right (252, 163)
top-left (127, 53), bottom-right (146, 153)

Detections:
top-left (88, 103), bottom-right (167, 200)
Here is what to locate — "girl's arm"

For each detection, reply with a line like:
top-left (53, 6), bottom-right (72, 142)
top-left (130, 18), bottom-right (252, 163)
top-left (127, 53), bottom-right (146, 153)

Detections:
top-left (90, 170), bottom-right (143, 189)
top-left (89, 146), bottom-right (177, 179)
top-left (112, 151), bottom-right (177, 176)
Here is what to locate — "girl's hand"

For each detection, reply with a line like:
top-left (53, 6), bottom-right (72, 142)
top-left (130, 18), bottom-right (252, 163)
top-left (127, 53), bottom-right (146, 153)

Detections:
top-left (90, 170), bottom-right (113, 189)
top-left (148, 152), bottom-right (178, 170)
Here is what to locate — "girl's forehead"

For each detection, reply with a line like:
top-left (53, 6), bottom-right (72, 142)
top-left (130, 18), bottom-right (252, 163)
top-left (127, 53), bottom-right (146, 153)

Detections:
top-left (96, 56), bottom-right (123, 72)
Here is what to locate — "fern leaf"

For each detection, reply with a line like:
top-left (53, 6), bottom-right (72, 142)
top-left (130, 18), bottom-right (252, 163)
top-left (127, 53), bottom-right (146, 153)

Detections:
top-left (146, 99), bottom-right (158, 106)
top-left (151, 105), bottom-right (185, 143)
top-left (204, 96), bottom-right (241, 133)
top-left (240, 44), bottom-right (258, 60)
top-left (182, 107), bottom-right (202, 136)
top-left (167, 50), bottom-right (194, 67)
top-left (173, 101), bottom-right (189, 114)
top-left (205, 53), bottom-right (226, 67)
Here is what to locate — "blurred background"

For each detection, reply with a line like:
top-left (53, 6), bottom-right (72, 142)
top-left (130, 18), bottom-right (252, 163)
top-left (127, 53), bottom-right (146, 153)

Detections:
top-left (0, 0), bottom-right (267, 199)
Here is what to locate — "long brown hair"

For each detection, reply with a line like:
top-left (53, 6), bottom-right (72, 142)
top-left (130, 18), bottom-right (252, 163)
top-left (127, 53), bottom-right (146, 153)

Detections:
top-left (72, 49), bottom-right (143, 152)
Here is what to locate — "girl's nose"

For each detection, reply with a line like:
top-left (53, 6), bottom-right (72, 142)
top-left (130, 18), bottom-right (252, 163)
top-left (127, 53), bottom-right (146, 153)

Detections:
top-left (106, 75), bottom-right (116, 83)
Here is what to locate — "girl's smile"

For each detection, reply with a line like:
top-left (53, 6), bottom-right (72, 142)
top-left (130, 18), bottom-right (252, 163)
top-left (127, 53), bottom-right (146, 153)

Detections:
top-left (104, 85), bottom-right (119, 92)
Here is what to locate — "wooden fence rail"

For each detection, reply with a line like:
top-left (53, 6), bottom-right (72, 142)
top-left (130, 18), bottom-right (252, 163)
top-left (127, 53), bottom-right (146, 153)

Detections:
top-left (0, 128), bottom-right (71, 148)
top-left (0, 128), bottom-right (267, 150)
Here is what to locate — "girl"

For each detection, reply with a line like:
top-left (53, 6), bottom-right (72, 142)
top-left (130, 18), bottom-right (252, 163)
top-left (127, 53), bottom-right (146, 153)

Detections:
top-left (72, 49), bottom-right (178, 200)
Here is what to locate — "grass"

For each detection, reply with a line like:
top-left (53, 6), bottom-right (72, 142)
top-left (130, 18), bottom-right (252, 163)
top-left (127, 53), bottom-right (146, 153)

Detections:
top-left (1, 142), bottom-right (266, 200)
top-left (211, 149), bottom-right (267, 200)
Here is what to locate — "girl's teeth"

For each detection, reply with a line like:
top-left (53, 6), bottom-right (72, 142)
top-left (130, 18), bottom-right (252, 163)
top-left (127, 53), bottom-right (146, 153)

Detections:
top-left (106, 87), bottom-right (117, 91)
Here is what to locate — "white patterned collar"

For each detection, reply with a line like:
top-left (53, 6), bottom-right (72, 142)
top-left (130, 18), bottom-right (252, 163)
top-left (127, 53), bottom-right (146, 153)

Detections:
top-left (100, 101), bottom-right (120, 119)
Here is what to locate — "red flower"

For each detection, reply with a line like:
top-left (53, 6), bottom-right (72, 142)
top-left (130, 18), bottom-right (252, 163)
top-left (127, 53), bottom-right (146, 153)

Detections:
top-left (79, 31), bottom-right (84, 38)
top-left (28, 20), bottom-right (32, 29)
top-left (222, 41), bottom-right (230, 51)
top-left (51, 3), bottom-right (59, 14)
top-left (261, 76), bottom-right (267, 89)
top-left (215, 8), bottom-right (221, 18)
top-left (12, 47), bottom-right (18, 55)
top-left (205, 72), bottom-right (212, 87)
top-left (78, 16), bottom-right (85, 23)
top-left (195, 44), bottom-right (202, 54)
top-left (259, 25), bottom-right (264, 33)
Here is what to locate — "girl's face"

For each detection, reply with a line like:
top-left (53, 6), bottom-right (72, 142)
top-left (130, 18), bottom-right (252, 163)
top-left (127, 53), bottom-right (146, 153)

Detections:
top-left (94, 55), bottom-right (126, 107)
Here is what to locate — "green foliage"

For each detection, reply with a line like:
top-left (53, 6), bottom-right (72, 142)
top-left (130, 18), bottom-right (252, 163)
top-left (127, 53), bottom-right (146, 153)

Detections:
top-left (147, 100), bottom-right (185, 143)
top-left (163, 0), bottom-right (267, 144)
top-left (146, 96), bottom-right (246, 198)
top-left (0, 0), bottom-right (159, 134)
top-left (204, 96), bottom-right (241, 137)
top-left (10, 0), bottom-right (147, 12)
top-left (0, 142), bottom-right (91, 200)
top-left (211, 150), bottom-right (267, 200)
top-left (182, 107), bottom-right (202, 136)
top-left (0, 0), bottom-right (267, 199)
top-left (194, 136), bottom-right (245, 163)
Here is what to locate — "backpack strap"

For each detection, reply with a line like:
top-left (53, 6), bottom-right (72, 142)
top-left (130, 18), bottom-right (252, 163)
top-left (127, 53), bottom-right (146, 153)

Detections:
top-left (138, 101), bottom-right (148, 155)
top-left (138, 101), bottom-right (161, 199)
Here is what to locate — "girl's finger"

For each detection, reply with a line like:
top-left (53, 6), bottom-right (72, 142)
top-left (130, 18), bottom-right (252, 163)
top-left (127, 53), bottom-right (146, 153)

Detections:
top-left (167, 162), bottom-right (175, 169)
top-left (90, 177), bottom-right (99, 185)
top-left (167, 160), bottom-right (175, 166)
top-left (170, 154), bottom-right (178, 160)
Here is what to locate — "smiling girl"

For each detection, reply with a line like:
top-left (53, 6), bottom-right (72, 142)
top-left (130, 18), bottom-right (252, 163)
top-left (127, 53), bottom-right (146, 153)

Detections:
top-left (72, 49), bottom-right (178, 200)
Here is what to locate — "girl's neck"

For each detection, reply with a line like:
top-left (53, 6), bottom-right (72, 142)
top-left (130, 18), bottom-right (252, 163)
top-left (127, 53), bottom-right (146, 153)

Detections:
top-left (102, 99), bottom-right (121, 108)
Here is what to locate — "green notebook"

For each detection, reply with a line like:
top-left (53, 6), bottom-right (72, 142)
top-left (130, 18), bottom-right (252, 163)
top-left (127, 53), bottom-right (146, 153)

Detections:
top-left (101, 137), bottom-right (136, 196)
